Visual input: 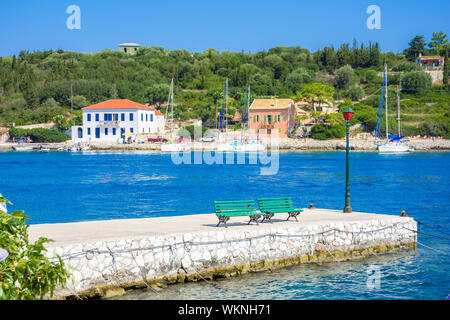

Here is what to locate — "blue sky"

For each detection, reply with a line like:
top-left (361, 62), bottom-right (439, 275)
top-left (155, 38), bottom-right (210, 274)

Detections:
top-left (0, 0), bottom-right (449, 56)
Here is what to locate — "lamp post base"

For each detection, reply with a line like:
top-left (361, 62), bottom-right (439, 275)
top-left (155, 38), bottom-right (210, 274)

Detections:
top-left (343, 206), bottom-right (352, 213)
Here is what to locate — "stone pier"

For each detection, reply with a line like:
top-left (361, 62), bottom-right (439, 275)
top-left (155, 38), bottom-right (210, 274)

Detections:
top-left (29, 209), bottom-right (417, 299)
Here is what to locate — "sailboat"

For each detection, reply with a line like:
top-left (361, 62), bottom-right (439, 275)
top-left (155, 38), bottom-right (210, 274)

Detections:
top-left (161, 79), bottom-right (191, 152)
top-left (375, 64), bottom-right (410, 153)
top-left (216, 79), bottom-right (235, 151)
top-left (216, 82), bottom-right (265, 152)
top-left (234, 85), bottom-right (265, 152)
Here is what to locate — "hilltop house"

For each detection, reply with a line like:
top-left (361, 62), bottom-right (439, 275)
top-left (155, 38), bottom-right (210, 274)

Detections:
top-left (416, 53), bottom-right (444, 67)
top-left (248, 98), bottom-right (296, 137)
top-left (71, 99), bottom-right (164, 143)
top-left (119, 43), bottom-right (141, 55)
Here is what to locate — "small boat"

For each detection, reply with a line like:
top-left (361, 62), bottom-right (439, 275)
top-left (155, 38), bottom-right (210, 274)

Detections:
top-left (12, 146), bottom-right (33, 151)
top-left (216, 83), bottom-right (266, 153)
top-left (160, 79), bottom-right (191, 153)
top-left (375, 63), bottom-right (410, 153)
top-left (161, 143), bottom-right (191, 152)
top-left (38, 148), bottom-right (50, 153)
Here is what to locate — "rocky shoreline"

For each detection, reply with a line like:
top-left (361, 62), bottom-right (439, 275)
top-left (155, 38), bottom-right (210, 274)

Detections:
top-left (1, 138), bottom-right (449, 152)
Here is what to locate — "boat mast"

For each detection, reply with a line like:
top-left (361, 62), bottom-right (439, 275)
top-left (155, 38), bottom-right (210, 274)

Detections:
top-left (397, 76), bottom-right (401, 137)
top-left (170, 78), bottom-right (174, 139)
top-left (241, 84), bottom-right (250, 143)
top-left (225, 78), bottom-right (228, 141)
top-left (385, 63), bottom-right (389, 140)
top-left (247, 85), bottom-right (251, 139)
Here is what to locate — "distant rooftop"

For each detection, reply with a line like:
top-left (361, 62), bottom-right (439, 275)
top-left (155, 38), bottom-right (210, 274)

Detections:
top-left (82, 99), bottom-right (155, 111)
top-left (249, 98), bottom-right (293, 110)
top-left (119, 43), bottom-right (141, 47)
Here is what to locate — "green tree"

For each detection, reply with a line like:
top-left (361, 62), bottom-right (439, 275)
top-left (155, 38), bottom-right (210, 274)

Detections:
top-left (344, 86), bottom-right (365, 101)
top-left (296, 82), bottom-right (335, 112)
top-left (404, 35), bottom-right (426, 61)
top-left (401, 71), bottom-right (433, 93)
top-left (335, 65), bottom-right (354, 89)
top-left (145, 83), bottom-right (170, 107)
top-left (428, 31), bottom-right (448, 54)
top-left (0, 194), bottom-right (70, 300)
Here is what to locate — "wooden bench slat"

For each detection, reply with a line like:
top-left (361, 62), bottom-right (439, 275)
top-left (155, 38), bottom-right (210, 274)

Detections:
top-left (214, 200), bottom-right (260, 227)
top-left (257, 197), bottom-right (303, 223)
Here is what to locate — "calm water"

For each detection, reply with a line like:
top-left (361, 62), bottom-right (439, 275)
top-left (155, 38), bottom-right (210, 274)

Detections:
top-left (0, 151), bottom-right (449, 299)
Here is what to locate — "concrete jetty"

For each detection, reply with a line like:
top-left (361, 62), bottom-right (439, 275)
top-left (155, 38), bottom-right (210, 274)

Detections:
top-left (29, 209), bottom-right (417, 299)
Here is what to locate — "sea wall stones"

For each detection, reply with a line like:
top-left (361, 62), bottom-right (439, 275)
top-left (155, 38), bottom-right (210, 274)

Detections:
top-left (46, 217), bottom-right (417, 298)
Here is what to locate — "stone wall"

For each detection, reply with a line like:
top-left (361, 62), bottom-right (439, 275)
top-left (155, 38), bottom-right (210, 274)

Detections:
top-left (46, 216), bottom-right (417, 298)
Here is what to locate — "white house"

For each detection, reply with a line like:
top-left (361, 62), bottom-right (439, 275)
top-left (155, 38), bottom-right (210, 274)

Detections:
top-left (71, 99), bottom-right (165, 143)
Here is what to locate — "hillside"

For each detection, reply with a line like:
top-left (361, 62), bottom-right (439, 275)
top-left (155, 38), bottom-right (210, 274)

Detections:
top-left (0, 42), bottom-right (448, 138)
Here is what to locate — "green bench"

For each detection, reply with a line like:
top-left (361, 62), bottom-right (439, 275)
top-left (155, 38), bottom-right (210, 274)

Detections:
top-left (214, 200), bottom-right (261, 227)
top-left (257, 197), bottom-right (303, 223)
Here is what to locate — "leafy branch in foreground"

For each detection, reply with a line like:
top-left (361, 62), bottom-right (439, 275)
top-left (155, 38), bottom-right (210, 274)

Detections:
top-left (0, 194), bottom-right (70, 300)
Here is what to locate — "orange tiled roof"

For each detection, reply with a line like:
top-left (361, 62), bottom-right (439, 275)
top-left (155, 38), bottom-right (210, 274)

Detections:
top-left (155, 110), bottom-right (164, 116)
top-left (82, 99), bottom-right (155, 111)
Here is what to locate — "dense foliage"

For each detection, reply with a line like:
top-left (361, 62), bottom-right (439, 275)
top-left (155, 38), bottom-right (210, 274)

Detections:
top-left (8, 127), bottom-right (70, 143)
top-left (0, 32), bottom-right (448, 139)
top-left (0, 194), bottom-right (70, 300)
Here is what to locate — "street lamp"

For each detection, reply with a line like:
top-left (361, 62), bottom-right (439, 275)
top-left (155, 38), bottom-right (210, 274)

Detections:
top-left (343, 108), bottom-right (354, 213)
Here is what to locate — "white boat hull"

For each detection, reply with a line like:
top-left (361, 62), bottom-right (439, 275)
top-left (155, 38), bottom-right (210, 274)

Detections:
top-left (161, 144), bottom-right (191, 152)
top-left (12, 146), bottom-right (33, 151)
top-left (216, 142), bottom-right (266, 152)
top-left (377, 143), bottom-right (410, 153)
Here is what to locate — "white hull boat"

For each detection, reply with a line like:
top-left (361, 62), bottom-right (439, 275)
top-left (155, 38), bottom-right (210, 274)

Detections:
top-left (375, 64), bottom-right (411, 153)
top-left (217, 142), bottom-right (266, 152)
top-left (377, 142), bottom-right (410, 153)
top-left (161, 144), bottom-right (191, 152)
top-left (12, 146), bottom-right (33, 151)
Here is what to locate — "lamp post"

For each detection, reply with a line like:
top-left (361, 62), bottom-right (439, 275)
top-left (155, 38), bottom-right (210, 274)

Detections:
top-left (343, 108), bottom-right (354, 213)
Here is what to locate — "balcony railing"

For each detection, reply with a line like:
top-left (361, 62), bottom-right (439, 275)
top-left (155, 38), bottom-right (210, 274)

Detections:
top-left (99, 120), bottom-right (120, 126)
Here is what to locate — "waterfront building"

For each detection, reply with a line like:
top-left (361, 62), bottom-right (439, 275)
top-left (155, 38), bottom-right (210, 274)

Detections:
top-left (416, 53), bottom-right (444, 67)
top-left (248, 98), bottom-right (296, 137)
top-left (119, 43), bottom-right (141, 55)
top-left (71, 99), bottom-right (164, 143)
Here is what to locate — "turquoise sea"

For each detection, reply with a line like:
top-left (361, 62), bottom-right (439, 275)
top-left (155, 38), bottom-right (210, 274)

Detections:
top-left (0, 151), bottom-right (449, 299)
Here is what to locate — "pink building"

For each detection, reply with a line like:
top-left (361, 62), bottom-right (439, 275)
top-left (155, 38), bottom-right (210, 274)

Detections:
top-left (119, 43), bottom-right (141, 55)
top-left (248, 98), bottom-right (296, 138)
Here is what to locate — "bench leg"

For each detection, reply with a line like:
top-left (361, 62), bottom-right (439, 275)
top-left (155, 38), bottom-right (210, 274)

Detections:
top-left (248, 215), bottom-right (260, 226)
top-left (287, 212), bottom-right (300, 222)
top-left (217, 216), bottom-right (230, 227)
top-left (262, 213), bottom-right (273, 223)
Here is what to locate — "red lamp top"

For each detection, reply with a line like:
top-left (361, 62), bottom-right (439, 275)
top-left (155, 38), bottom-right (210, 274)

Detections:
top-left (343, 108), bottom-right (354, 120)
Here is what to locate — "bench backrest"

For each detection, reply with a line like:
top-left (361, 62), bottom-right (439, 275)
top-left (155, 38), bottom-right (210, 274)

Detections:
top-left (257, 197), bottom-right (295, 213)
top-left (214, 200), bottom-right (257, 217)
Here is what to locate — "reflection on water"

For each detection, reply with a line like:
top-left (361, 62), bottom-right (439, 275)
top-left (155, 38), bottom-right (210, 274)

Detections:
top-left (113, 250), bottom-right (446, 300)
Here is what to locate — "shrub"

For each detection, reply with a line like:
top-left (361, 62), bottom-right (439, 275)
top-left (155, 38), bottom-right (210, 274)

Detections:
top-left (311, 124), bottom-right (346, 140)
top-left (9, 128), bottom-right (70, 143)
top-left (401, 71), bottom-right (432, 94)
top-left (335, 65), bottom-right (354, 89)
top-left (344, 86), bottom-right (365, 101)
top-left (179, 125), bottom-right (207, 139)
top-left (0, 194), bottom-right (70, 299)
